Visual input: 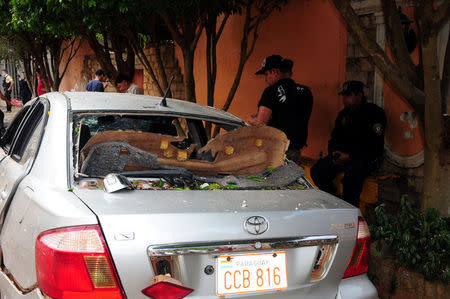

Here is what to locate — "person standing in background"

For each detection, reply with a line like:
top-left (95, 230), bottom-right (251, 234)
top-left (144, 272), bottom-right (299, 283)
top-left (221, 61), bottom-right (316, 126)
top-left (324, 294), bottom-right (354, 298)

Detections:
top-left (115, 74), bottom-right (143, 95)
top-left (1, 69), bottom-right (14, 112)
top-left (36, 69), bottom-right (48, 96)
top-left (249, 55), bottom-right (313, 163)
top-left (86, 69), bottom-right (107, 92)
top-left (19, 71), bottom-right (32, 105)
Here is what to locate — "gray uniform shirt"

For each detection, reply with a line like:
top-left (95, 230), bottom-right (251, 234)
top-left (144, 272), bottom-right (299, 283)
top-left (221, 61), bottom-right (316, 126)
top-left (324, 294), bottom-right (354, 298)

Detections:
top-left (127, 83), bottom-right (143, 95)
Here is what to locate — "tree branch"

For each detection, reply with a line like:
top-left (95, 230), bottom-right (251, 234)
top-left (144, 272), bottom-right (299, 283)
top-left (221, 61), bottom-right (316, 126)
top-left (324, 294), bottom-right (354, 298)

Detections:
top-left (246, 22), bottom-right (260, 62)
top-left (59, 38), bottom-right (82, 84)
top-left (154, 45), bottom-right (170, 97)
top-left (86, 33), bottom-right (118, 80)
top-left (191, 23), bottom-right (204, 53)
top-left (332, 0), bottom-right (425, 118)
top-left (433, 0), bottom-right (450, 31)
top-left (215, 13), bottom-right (230, 43)
top-left (131, 40), bottom-right (164, 96)
top-left (381, 0), bottom-right (418, 83)
top-left (161, 11), bottom-right (185, 49)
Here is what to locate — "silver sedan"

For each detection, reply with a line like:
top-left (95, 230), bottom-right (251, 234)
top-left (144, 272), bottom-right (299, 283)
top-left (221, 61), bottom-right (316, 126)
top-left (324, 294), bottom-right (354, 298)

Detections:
top-left (0, 92), bottom-right (378, 298)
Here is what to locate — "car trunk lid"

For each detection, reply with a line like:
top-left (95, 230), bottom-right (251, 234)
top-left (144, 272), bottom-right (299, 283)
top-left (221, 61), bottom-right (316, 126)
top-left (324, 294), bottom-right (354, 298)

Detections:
top-left (74, 188), bottom-right (358, 298)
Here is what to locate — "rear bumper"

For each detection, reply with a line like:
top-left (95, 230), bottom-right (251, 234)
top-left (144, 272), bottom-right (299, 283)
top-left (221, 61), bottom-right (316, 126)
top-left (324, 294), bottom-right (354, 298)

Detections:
top-left (337, 274), bottom-right (378, 299)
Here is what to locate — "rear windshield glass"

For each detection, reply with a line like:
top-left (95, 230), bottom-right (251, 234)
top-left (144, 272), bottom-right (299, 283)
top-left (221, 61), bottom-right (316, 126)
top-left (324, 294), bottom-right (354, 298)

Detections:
top-left (73, 113), bottom-right (309, 190)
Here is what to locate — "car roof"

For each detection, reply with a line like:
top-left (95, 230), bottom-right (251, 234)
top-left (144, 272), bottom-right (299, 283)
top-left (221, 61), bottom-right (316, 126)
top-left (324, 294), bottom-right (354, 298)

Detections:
top-left (55, 92), bottom-right (245, 125)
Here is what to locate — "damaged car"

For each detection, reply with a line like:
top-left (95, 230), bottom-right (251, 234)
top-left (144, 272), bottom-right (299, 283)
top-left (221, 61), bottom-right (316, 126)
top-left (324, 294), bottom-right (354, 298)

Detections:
top-left (0, 92), bottom-right (378, 298)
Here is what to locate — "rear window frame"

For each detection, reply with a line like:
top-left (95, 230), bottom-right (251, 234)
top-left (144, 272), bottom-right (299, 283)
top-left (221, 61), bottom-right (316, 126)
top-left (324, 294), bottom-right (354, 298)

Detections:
top-left (71, 111), bottom-right (243, 180)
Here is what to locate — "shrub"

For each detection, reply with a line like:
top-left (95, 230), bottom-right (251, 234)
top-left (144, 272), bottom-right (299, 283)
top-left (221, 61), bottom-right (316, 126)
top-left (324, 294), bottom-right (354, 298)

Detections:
top-left (370, 195), bottom-right (449, 283)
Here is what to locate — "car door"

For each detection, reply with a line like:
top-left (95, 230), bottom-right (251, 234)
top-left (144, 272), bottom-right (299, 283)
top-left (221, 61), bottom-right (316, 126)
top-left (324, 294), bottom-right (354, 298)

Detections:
top-left (0, 99), bottom-right (48, 228)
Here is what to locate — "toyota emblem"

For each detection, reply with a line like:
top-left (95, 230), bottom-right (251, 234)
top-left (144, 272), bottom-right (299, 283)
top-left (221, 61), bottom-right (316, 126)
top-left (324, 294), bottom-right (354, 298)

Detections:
top-left (244, 216), bottom-right (269, 235)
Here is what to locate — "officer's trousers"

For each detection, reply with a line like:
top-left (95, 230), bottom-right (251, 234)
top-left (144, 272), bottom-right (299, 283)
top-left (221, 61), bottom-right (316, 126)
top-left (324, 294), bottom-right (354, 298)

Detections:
top-left (310, 155), bottom-right (374, 207)
top-left (0, 109), bottom-right (4, 131)
top-left (5, 91), bottom-right (11, 112)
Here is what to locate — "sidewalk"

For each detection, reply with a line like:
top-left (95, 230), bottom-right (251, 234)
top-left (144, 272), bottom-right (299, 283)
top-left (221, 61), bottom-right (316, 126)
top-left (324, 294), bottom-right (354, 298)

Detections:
top-left (1, 99), bottom-right (21, 128)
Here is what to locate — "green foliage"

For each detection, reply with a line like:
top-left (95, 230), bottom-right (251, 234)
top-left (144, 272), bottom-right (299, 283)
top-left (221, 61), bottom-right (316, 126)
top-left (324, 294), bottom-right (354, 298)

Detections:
top-left (247, 175), bottom-right (263, 182)
top-left (370, 195), bottom-right (450, 283)
top-left (11, 0), bottom-right (75, 38)
top-left (152, 179), bottom-right (165, 188)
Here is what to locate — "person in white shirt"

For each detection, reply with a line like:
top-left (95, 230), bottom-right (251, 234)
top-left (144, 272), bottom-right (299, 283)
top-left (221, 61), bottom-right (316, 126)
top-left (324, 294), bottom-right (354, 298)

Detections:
top-left (115, 73), bottom-right (143, 95)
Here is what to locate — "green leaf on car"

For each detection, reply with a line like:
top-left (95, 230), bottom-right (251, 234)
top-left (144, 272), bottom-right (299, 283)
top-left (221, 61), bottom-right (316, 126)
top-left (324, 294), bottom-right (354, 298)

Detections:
top-left (247, 175), bottom-right (263, 182)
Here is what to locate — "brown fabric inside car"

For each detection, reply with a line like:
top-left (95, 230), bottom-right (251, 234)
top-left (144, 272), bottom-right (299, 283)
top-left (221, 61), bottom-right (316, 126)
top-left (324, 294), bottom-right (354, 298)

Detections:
top-left (80, 125), bottom-right (289, 176)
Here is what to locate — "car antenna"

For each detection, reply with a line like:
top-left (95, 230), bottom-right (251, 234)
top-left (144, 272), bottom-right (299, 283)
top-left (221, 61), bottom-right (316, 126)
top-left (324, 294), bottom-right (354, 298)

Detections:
top-left (160, 76), bottom-right (175, 107)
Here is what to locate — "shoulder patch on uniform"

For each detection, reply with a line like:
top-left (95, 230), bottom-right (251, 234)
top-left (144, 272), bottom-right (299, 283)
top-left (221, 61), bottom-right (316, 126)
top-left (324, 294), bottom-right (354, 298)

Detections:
top-left (296, 85), bottom-right (310, 93)
top-left (373, 123), bottom-right (384, 135)
top-left (277, 85), bottom-right (286, 103)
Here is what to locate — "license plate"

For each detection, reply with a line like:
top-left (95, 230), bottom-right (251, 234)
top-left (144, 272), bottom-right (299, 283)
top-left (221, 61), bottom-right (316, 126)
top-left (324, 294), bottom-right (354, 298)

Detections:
top-left (216, 252), bottom-right (288, 295)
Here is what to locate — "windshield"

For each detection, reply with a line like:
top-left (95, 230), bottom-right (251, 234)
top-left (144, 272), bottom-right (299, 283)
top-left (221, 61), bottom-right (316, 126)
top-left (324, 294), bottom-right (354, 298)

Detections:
top-left (73, 113), bottom-right (309, 190)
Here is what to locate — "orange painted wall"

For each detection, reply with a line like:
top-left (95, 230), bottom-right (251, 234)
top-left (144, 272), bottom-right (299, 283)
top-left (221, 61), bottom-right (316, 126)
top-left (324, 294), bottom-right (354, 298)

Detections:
top-left (176, 0), bottom-right (347, 160)
top-left (59, 39), bottom-right (94, 92)
top-left (59, 1), bottom-right (424, 160)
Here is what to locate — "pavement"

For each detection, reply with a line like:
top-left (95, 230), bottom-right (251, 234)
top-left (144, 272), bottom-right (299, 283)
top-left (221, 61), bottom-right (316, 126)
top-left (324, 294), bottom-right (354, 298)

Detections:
top-left (1, 99), bottom-right (21, 128)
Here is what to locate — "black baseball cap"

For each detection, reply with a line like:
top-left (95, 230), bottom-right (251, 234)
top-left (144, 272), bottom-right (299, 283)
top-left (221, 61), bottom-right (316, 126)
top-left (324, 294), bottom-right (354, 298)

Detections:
top-left (338, 80), bottom-right (365, 96)
top-left (255, 55), bottom-right (284, 75)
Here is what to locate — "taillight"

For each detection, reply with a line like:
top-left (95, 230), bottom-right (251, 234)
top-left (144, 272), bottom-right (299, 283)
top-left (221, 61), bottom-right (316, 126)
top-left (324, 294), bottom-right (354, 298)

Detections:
top-left (343, 217), bottom-right (370, 278)
top-left (141, 281), bottom-right (193, 299)
top-left (35, 225), bottom-right (125, 299)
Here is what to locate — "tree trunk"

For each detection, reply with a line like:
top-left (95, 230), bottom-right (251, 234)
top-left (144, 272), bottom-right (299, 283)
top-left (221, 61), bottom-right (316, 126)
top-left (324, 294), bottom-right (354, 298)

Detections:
top-left (381, 0), bottom-right (418, 84)
top-left (86, 34), bottom-right (119, 82)
top-left (422, 34), bottom-right (446, 213)
top-left (442, 30), bottom-right (450, 114)
top-left (21, 54), bottom-right (35, 97)
top-left (154, 45), bottom-right (171, 97)
top-left (112, 36), bottom-right (135, 79)
top-left (205, 22), bottom-right (215, 137)
top-left (332, 0), bottom-right (425, 118)
top-left (183, 49), bottom-right (196, 103)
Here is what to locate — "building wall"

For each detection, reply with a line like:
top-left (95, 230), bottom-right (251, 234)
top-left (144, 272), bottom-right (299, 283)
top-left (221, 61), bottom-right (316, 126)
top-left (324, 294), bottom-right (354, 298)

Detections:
top-left (59, 39), bottom-right (94, 92)
top-left (176, 0), bottom-right (348, 159)
top-left (58, 0), bottom-right (425, 162)
top-left (142, 46), bottom-right (184, 100)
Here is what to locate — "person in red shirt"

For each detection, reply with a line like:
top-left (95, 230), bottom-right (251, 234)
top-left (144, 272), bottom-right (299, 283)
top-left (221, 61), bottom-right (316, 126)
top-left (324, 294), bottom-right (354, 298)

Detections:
top-left (36, 69), bottom-right (48, 96)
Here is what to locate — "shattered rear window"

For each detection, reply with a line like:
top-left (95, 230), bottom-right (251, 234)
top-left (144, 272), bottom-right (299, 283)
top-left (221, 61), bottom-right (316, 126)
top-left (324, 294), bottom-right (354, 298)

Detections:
top-left (72, 113), bottom-right (310, 190)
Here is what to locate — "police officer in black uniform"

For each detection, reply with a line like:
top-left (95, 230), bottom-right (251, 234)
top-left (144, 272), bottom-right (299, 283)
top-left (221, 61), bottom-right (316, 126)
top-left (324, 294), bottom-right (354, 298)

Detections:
top-left (311, 81), bottom-right (386, 207)
top-left (249, 55), bottom-right (313, 162)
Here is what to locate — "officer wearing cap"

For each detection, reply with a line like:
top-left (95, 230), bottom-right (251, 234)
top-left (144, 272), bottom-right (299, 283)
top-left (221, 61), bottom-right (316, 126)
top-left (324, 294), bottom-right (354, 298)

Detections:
top-left (249, 55), bottom-right (313, 162)
top-left (311, 80), bottom-right (386, 207)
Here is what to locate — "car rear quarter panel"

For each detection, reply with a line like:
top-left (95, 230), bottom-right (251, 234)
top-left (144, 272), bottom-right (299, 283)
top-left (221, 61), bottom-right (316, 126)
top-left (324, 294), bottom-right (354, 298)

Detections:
top-left (0, 93), bottom-right (97, 290)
